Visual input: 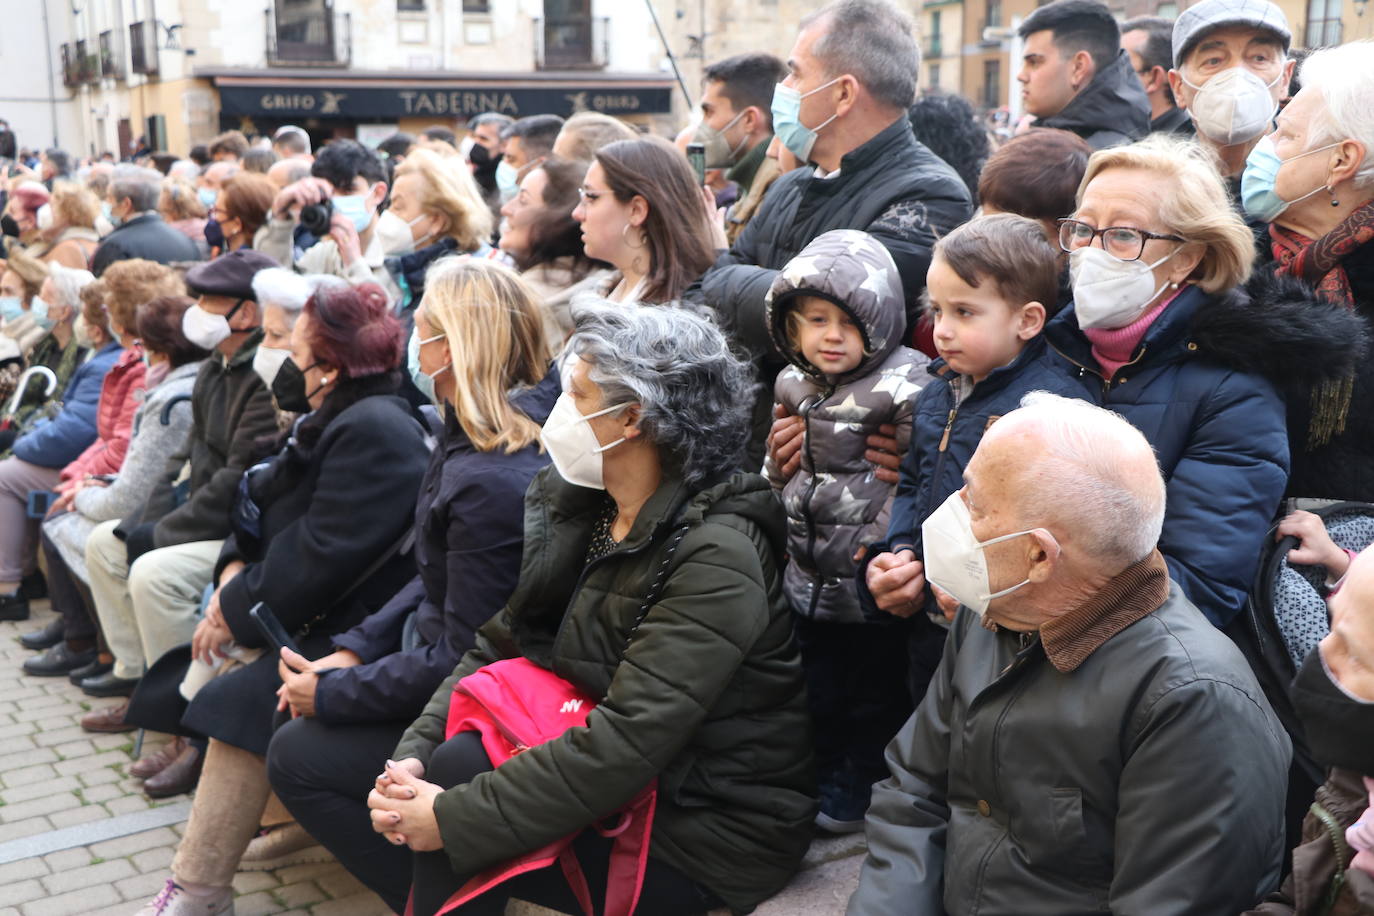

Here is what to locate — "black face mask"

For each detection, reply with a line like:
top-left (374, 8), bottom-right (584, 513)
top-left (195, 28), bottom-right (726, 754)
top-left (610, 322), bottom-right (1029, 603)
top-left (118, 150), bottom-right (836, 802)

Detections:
top-left (469, 142), bottom-right (501, 176)
top-left (1291, 648), bottom-right (1374, 773)
top-left (204, 218), bottom-right (225, 252)
top-left (271, 358), bottom-right (322, 414)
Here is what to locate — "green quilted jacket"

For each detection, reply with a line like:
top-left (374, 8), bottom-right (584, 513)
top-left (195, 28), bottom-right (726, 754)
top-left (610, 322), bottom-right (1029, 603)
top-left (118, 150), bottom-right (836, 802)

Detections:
top-left (395, 467), bottom-right (817, 912)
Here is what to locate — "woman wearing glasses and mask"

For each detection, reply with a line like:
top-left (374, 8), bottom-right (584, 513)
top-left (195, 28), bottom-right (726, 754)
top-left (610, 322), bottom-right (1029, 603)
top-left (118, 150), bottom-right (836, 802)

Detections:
top-left (1042, 135), bottom-right (1362, 634)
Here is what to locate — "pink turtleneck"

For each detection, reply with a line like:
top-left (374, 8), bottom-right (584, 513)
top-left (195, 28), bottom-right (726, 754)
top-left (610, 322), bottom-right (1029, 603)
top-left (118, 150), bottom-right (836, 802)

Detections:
top-left (1081, 287), bottom-right (1184, 379)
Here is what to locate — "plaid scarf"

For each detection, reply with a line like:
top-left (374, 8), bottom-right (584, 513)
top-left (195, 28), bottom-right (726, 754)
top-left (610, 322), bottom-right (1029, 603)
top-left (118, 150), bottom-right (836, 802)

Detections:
top-left (1268, 200), bottom-right (1374, 447)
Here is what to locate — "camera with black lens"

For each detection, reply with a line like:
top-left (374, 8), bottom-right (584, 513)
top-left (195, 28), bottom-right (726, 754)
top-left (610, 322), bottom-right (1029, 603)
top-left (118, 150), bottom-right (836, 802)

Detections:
top-left (299, 199), bottom-right (333, 238)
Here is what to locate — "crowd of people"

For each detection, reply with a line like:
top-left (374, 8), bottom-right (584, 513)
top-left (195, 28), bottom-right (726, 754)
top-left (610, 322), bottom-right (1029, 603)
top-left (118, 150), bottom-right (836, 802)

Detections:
top-left (0, 0), bottom-right (1371, 912)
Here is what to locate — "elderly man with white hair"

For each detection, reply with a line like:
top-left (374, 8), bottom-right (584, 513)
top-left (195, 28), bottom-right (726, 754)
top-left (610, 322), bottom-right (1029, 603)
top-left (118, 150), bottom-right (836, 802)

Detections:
top-left (850, 392), bottom-right (1291, 916)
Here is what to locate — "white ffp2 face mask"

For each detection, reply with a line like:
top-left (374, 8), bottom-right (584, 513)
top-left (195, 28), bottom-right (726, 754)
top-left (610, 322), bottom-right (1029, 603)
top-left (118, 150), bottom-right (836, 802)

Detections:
top-left (1182, 65), bottom-right (1283, 147)
top-left (182, 303), bottom-right (235, 350)
top-left (921, 491), bottom-right (1038, 617)
top-left (539, 392), bottom-right (632, 490)
top-left (1069, 246), bottom-right (1179, 330)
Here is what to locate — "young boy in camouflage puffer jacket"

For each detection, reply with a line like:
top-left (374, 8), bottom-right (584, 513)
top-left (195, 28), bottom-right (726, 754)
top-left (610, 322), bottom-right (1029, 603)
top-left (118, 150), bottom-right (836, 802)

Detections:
top-left (763, 228), bottom-right (928, 833)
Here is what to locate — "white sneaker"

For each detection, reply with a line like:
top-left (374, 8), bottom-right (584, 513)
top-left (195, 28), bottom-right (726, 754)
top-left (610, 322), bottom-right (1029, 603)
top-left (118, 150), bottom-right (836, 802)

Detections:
top-left (135, 880), bottom-right (234, 916)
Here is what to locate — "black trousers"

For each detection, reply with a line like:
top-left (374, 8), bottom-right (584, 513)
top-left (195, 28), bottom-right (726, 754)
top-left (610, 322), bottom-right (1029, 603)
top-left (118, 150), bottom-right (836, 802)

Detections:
top-left (410, 732), bottom-right (720, 916)
top-left (267, 716), bottom-right (415, 911)
top-left (39, 528), bottom-right (99, 647)
top-left (794, 615), bottom-right (914, 791)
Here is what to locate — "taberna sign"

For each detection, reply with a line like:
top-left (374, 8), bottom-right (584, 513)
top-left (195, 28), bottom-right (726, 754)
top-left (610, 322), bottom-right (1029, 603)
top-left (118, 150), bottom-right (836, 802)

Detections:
top-left (218, 84), bottom-right (672, 119)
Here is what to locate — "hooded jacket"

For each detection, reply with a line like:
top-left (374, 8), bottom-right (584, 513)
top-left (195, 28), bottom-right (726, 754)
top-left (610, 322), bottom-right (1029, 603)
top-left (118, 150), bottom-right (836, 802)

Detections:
top-left (763, 230), bottom-right (928, 624)
top-left (394, 468), bottom-right (816, 914)
top-left (1034, 50), bottom-right (1152, 151)
top-left (1042, 270), bottom-right (1366, 629)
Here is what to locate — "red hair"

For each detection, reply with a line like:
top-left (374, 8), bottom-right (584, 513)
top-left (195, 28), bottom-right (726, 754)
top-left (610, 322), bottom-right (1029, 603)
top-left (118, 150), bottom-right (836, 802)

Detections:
top-left (303, 281), bottom-right (402, 378)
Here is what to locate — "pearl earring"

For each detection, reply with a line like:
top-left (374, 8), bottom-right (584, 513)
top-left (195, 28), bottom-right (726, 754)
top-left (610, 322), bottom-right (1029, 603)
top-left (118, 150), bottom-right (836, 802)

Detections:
top-left (1329, 186), bottom-right (1340, 207)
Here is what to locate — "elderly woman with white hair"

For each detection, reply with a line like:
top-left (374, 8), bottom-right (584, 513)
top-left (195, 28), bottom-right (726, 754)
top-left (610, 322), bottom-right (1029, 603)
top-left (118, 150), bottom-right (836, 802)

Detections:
top-left (248, 267), bottom-right (324, 394)
top-left (0, 261), bottom-right (93, 457)
top-left (22, 296), bottom-right (209, 680)
top-left (367, 302), bottom-right (814, 916)
top-left (1240, 40), bottom-right (1374, 503)
top-left (1041, 134), bottom-right (1363, 633)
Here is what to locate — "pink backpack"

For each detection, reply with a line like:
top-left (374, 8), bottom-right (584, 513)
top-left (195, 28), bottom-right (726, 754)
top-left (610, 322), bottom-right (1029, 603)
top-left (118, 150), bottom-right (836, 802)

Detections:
top-left (405, 657), bottom-right (658, 916)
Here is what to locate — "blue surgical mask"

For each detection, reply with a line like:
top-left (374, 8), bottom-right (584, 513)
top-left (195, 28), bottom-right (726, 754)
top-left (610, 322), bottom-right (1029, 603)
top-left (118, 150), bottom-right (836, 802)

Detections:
top-left (770, 78), bottom-right (842, 162)
top-left (0, 296), bottom-right (23, 323)
top-left (496, 160), bottom-right (520, 197)
top-left (198, 187), bottom-right (218, 209)
top-left (29, 296), bottom-right (54, 331)
top-left (407, 327), bottom-right (448, 404)
top-left (332, 194), bottom-right (374, 233)
top-left (1241, 134), bottom-right (1341, 223)
top-left (100, 201), bottom-right (113, 224)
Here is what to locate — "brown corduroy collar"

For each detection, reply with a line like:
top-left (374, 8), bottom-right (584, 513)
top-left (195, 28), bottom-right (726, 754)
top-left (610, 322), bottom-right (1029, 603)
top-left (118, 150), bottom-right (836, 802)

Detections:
top-left (1038, 549), bottom-right (1171, 674)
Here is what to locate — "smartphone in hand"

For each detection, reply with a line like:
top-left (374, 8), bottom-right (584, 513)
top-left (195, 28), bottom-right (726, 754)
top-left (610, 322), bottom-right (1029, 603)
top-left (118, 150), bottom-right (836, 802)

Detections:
top-left (249, 602), bottom-right (301, 656)
top-left (686, 142), bottom-right (707, 184)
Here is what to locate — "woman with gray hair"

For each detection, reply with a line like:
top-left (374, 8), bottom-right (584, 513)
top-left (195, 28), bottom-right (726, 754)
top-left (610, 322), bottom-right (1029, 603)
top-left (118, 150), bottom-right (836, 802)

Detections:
top-left (1242, 39), bottom-right (1374, 502)
top-left (368, 302), bottom-right (815, 916)
top-left (0, 261), bottom-right (94, 456)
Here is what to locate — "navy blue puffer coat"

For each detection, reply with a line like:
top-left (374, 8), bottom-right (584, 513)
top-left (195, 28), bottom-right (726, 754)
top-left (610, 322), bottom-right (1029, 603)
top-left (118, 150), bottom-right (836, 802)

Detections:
top-left (1041, 272), bottom-right (1364, 629)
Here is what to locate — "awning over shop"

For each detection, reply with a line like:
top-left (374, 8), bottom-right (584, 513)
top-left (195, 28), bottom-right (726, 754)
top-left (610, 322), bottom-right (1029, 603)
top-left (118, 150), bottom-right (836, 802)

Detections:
top-left (200, 68), bottom-right (675, 120)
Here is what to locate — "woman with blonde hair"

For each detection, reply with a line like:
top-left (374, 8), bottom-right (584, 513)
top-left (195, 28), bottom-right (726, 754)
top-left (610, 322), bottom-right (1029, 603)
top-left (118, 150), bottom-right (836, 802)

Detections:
top-left (264, 256), bottom-right (558, 909)
top-left (378, 148), bottom-right (495, 312)
top-left (1042, 134), bottom-right (1363, 631)
top-left (37, 181), bottom-right (101, 269)
top-left (159, 178), bottom-right (209, 253)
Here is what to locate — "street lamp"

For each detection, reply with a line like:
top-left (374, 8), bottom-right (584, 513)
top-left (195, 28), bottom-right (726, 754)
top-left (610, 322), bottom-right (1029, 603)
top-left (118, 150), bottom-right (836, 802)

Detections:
top-left (1356, 0), bottom-right (1368, 16)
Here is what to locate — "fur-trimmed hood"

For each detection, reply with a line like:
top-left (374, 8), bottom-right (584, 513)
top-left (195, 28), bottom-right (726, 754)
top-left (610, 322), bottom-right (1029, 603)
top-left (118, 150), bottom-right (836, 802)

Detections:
top-left (1188, 268), bottom-right (1368, 388)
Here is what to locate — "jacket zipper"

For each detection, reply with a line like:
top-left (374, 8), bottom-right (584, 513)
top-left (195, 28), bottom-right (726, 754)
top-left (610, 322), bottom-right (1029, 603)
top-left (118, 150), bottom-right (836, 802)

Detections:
top-left (798, 390), bottom-right (832, 618)
top-left (1047, 341), bottom-right (1149, 398)
top-left (550, 518), bottom-right (663, 666)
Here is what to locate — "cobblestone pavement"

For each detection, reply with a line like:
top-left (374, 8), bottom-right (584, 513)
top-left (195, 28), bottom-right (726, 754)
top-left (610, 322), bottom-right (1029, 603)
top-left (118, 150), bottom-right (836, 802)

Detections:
top-left (0, 601), bottom-right (389, 916)
top-left (1, 602), bottom-right (861, 916)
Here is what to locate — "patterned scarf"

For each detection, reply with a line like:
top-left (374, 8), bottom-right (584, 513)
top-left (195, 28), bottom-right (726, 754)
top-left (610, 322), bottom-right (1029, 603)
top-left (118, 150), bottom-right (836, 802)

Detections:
top-left (1269, 199), bottom-right (1374, 307)
top-left (1268, 199), bottom-right (1374, 447)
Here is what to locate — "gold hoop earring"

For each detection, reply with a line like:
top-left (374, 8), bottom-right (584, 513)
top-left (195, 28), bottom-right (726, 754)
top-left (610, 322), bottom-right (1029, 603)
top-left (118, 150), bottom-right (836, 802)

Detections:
top-left (621, 223), bottom-right (646, 250)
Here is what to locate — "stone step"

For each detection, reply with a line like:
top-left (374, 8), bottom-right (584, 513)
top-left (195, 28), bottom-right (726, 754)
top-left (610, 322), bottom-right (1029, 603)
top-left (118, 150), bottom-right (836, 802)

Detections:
top-left (507, 834), bottom-right (866, 916)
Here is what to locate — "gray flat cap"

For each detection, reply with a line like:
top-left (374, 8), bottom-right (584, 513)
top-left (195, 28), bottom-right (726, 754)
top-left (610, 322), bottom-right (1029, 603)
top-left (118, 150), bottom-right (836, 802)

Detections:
top-left (1172, 0), bottom-right (1291, 68)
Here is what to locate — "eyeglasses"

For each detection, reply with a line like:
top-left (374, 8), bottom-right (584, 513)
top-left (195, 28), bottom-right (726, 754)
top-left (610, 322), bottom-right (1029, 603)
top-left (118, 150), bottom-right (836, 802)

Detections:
top-left (1057, 218), bottom-right (1185, 262)
top-left (576, 187), bottom-right (603, 203)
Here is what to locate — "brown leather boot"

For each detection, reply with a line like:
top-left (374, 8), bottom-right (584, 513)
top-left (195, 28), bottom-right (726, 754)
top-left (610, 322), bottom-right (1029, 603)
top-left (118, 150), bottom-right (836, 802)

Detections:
top-left (131, 736), bottom-right (188, 779)
top-left (144, 742), bottom-right (204, 798)
top-left (80, 701), bottom-right (134, 733)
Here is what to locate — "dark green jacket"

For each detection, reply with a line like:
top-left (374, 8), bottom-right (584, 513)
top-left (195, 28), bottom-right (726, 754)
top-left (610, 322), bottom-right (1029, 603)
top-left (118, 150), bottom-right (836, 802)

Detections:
top-left (395, 467), bottom-right (817, 913)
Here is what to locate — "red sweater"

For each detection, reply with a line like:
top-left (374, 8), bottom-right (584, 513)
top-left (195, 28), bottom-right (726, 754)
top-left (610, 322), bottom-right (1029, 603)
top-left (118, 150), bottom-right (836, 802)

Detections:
top-left (61, 344), bottom-right (146, 482)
